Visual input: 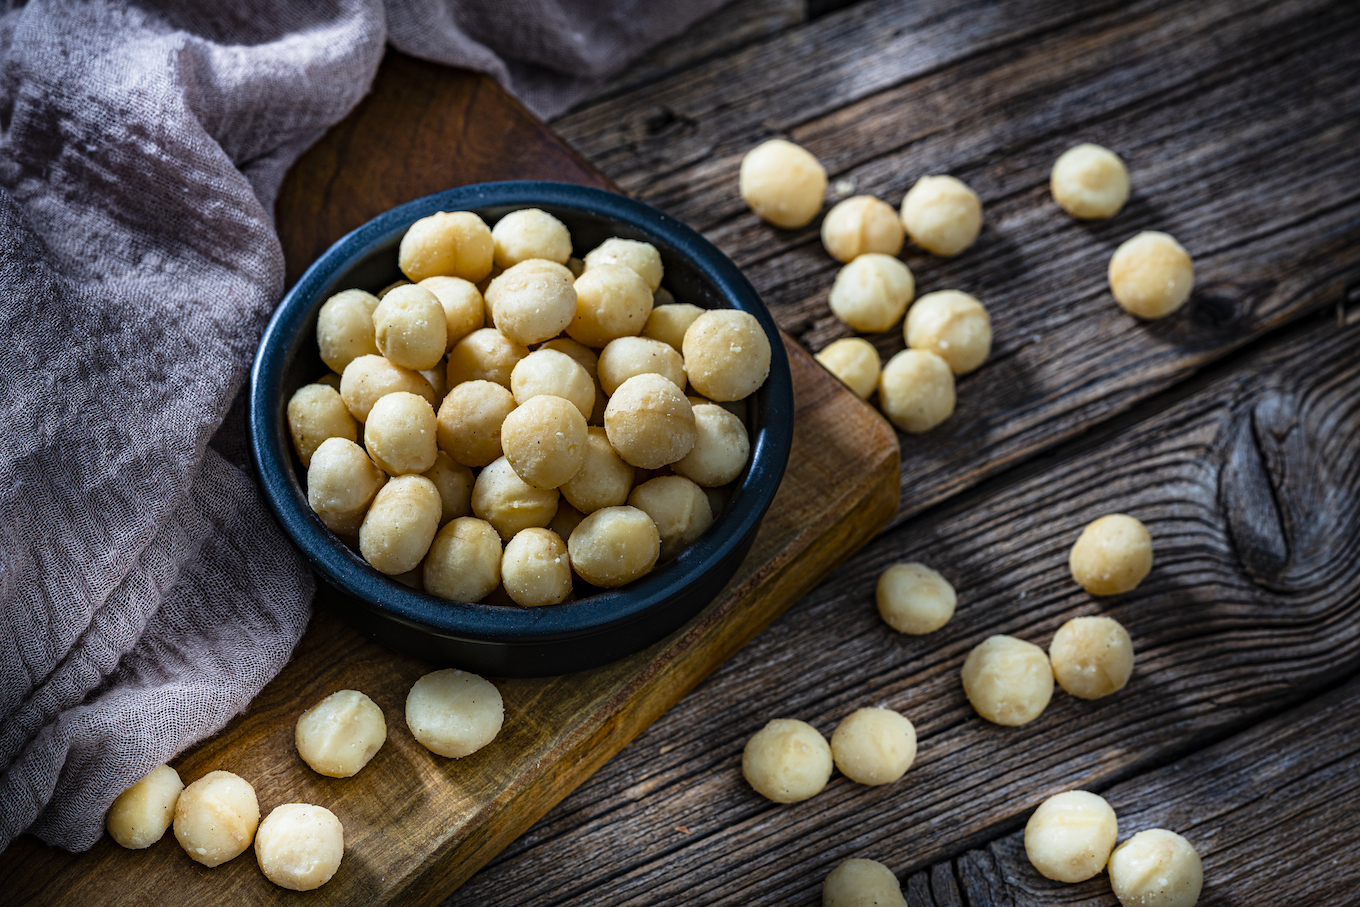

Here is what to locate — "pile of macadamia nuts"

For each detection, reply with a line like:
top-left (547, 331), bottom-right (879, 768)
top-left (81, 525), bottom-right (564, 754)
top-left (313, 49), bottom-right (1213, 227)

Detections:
top-left (291, 207), bottom-right (770, 606)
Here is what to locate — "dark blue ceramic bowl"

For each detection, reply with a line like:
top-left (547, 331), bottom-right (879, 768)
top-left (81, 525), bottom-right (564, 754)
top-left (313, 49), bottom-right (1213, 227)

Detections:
top-left (250, 181), bottom-right (793, 676)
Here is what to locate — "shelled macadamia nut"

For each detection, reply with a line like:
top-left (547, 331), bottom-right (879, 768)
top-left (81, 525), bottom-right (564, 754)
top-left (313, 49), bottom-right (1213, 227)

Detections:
top-left (604, 373), bottom-right (697, 469)
top-left (1050, 616), bottom-right (1135, 699)
top-left (406, 669), bottom-right (504, 758)
top-left (399, 210), bottom-right (494, 283)
top-left (569, 263), bottom-right (654, 347)
top-left (904, 290), bottom-right (992, 375)
top-left (255, 804), bottom-right (344, 891)
top-left (471, 456), bottom-right (560, 540)
top-left (294, 689), bottom-right (387, 778)
top-left (378, 279), bottom-right (411, 299)
top-left (562, 426), bottom-right (634, 513)
top-left (106, 764), bottom-right (182, 849)
top-left (502, 528), bottom-right (572, 607)
top-left (901, 175), bottom-right (983, 256)
top-left (419, 276), bottom-right (485, 351)
top-left (1025, 790), bottom-right (1119, 883)
top-left (822, 859), bottom-right (907, 907)
top-left (876, 562), bottom-right (956, 635)
top-left (739, 139), bottom-right (827, 229)
top-left (437, 379), bottom-right (516, 468)
top-left (628, 476), bottom-right (713, 560)
top-left (878, 349), bottom-right (955, 433)
top-left (373, 284), bottom-right (448, 371)
top-left (643, 302), bottom-right (704, 351)
top-left (173, 770), bottom-right (259, 867)
top-left (549, 501), bottom-right (587, 540)
top-left (1108, 829), bottom-right (1203, 907)
top-left (673, 403), bottom-right (749, 487)
top-left (1051, 143), bottom-right (1130, 220)
top-left (317, 289), bottom-right (380, 373)
top-left (363, 391), bottom-right (438, 476)
top-left (568, 505), bottom-right (660, 587)
top-left (486, 259), bottom-right (577, 345)
top-left (584, 237), bottom-right (664, 292)
top-left (446, 327), bottom-right (529, 389)
top-left (492, 208), bottom-right (573, 268)
top-left (829, 254), bottom-right (916, 332)
top-left (511, 348), bottom-right (595, 419)
top-left (340, 354), bottom-right (436, 422)
top-left (815, 337), bottom-right (882, 401)
top-left (539, 336), bottom-right (599, 377)
top-left (422, 451), bottom-right (474, 525)
top-left (501, 395), bottom-right (588, 489)
top-left (683, 309), bottom-right (772, 402)
top-left (830, 707), bottom-right (917, 786)
top-left (424, 516), bottom-right (502, 602)
top-left (316, 371), bottom-right (342, 390)
top-left (307, 438), bottom-right (386, 536)
top-left (961, 635), bottom-right (1054, 726)
top-left (1109, 231), bottom-right (1194, 319)
top-left (288, 383), bottom-right (358, 467)
top-left (359, 475), bottom-right (441, 574)
top-left (822, 195), bottom-right (906, 262)
top-left (598, 336), bottom-right (686, 395)
top-left (1069, 514), bottom-right (1153, 595)
top-left (741, 718), bottom-right (832, 803)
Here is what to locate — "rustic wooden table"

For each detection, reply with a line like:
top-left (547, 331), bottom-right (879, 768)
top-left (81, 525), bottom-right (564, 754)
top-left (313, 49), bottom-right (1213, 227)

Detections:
top-left (445, 0), bottom-right (1360, 904)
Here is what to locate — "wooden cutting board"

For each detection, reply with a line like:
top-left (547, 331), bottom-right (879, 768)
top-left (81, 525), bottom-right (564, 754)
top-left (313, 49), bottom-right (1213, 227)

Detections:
top-left (1, 53), bottom-right (899, 906)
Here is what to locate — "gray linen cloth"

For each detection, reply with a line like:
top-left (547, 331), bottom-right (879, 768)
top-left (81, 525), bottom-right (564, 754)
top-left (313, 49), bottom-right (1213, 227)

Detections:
top-left (0, 0), bottom-right (726, 853)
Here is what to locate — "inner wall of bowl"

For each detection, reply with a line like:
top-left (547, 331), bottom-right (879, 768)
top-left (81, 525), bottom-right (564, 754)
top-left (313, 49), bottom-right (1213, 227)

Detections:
top-left (277, 201), bottom-right (768, 615)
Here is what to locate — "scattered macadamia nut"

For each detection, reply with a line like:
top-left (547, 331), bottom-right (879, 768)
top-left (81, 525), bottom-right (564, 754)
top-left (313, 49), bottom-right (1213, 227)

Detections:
top-left (879, 349), bottom-right (955, 433)
top-left (539, 336), bottom-right (599, 377)
top-left (673, 403), bottom-right (750, 487)
top-left (822, 195), bottom-right (906, 263)
top-left (1109, 231), bottom-right (1194, 319)
top-left (294, 689), bottom-right (387, 778)
top-left (1069, 513), bottom-right (1154, 595)
top-left (598, 335), bottom-right (686, 395)
top-left (562, 426), bottom-right (634, 513)
top-left (340, 354), bottom-right (436, 422)
top-left (1051, 143), bottom-right (1130, 220)
top-left (359, 475), bottom-right (441, 574)
top-left (822, 859), bottom-right (907, 907)
top-left (437, 379), bottom-right (516, 468)
top-left (1050, 615), bottom-right (1135, 699)
top-left (501, 394), bottom-right (588, 489)
top-left (829, 254), bottom-right (916, 332)
top-left (683, 309), bottom-right (772, 401)
top-left (446, 327), bottom-right (530, 389)
top-left (288, 383), bottom-right (358, 467)
top-left (363, 391), bottom-right (438, 476)
top-left (901, 175), bottom-right (982, 256)
top-left (584, 237), bottom-right (664, 292)
top-left (373, 284), bottom-right (448, 370)
top-left (569, 263), bottom-right (654, 347)
top-left (399, 210), bottom-right (494, 283)
top-left (406, 669), bottom-right (504, 758)
top-left (961, 635), bottom-right (1054, 726)
top-left (511, 348), bottom-right (596, 419)
top-left (472, 456), bottom-right (560, 540)
top-left (254, 803), bottom-right (344, 892)
top-left (549, 500), bottom-right (587, 541)
top-left (741, 718), bottom-right (833, 803)
top-left (604, 373), bottom-right (697, 469)
top-left (830, 708), bottom-right (917, 786)
top-left (419, 276), bottom-right (485, 350)
top-left (307, 438), bottom-right (386, 536)
top-left (739, 139), bottom-right (827, 229)
top-left (643, 302), bottom-right (705, 351)
top-left (492, 208), bottom-right (572, 268)
top-left (378, 279), bottom-right (411, 299)
top-left (106, 764), bottom-right (182, 849)
top-left (486, 259), bottom-right (578, 345)
top-left (628, 476), bottom-right (713, 560)
top-left (876, 562), bottom-right (956, 635)
top-left (1025, 790), bottom-right (1119, 883)
top-left (173, 770), bottom-right (259, 868)
top-left (317, 289), bottom-right (380, 373)
top-left (502, 528), bottom-right (573, 607)
top-left (568, 505), bottom-right (660, 587)
top-left (905, 290), bottom-right (992, 375)
top-left (1108, 829), bottom-right (1203, 907)
top-left (815, 337), bottom-right (881, 401)
top-left (424, 516), bottom-right (503, 602)
top-left (423, 451), bottom-right (474, 525)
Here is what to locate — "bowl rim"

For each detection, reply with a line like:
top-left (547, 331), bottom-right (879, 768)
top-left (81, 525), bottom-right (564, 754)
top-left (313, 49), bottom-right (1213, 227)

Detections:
top-left (250, 180), bottom-right (794, 646)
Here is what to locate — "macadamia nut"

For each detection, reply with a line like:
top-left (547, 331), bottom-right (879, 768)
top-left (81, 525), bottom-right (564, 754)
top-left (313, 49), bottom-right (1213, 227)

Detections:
top-left (502, 528), bottom-right (572, 607)
top-left (961, 635), bottom-right (1054, 726)
top-left (254, 803), bottom-right (344, 891)
top-left (550, 501), bottom-right (587, 541)
top-left (1108, 829), bottom-right (1203, 907)
top-left (446, 327), bottom-right (529, 389)
top-left (511, 348), bottom-right (596, 419)
top-left (340, 354), bottom-right (436, 422)
top-left (829, 254), bottom-right (915, 332)
top-left (471, 456), bottom-right (560, 540)
top-left (317, 289), bottom-right (379, 374)
top-left (604, 373), bottom-right (697, 469)
top-left (628, 476), bottom-right (713, 560)
top-left (359, 474), bottom-right (441, 574)
top-left (363, 391), bottom-right (438, 476)
top-left (815, 337), bottom-right (881, 401)
top-left (905, 290), bottom-right (992, 374)
top-left (423, 451), bottom-right (474, 525)
top-left (568, 505), bottom-right (660, 587)
top-left (598, 335), bottom-right (686, 395)
top-left (879, 349), bottom-right (955, 433)
top-left (437, 379), bottom-right (516, 467)
top-left (643, 302), bottom-right (704, 351)
top-left (876, 562), bottom-right (956, 635)
top-left (307, 437), bottom-right (386, 536)
top-left (406, 669), bottom-right (504, 758)
top-left (399, 210), bottom-right (493, 283)
top-left (1069, 514), bottom-right (1153, 595)
top-left (741, 718), bottom-right (832, 803)
top-left (486, 259), bottom-right (577, 345)
top-left (419, 276), bottom-right (485, 350)
top-left (295, 689), bottom-right (387, 778)
top-left (584, 237), bottom-right (664, 292)
top-left (106, 764), bottom-right (182, 850)
top-left (501, 394), bottom-right (588, 489)
top-left (173, 770), bottom-right (259, 867)
top-left (288, 383), bottom-right (358, 467)
top-left (492, 208), bottom-right (572, 268)
top-left (562, 426), bottom-right (634, 513)
top-left (822, 859), bottom-right (907, 907)
top-left (1051, 143), bottom-right (1130, 220)
top-left (672, 403), bottom-right (750, 487)
top-left (739, 139), bottom-right (827, 229)
top-left (1025, 790), bottom-right (1119, 883)
top-left (373, 284), bottom-right (447, 371)
top-left (901, 175), bottom-right (982, 256)
top-left (1109, 231), bottom-right (1194, 319)
top-left (424, 516), bottom-right (503, 602)
top-left (1050, 616), bottom-right (1134, 699)
top-left (683, 309), bottom-right (772, 402)
top-left (830, 707), bottom-right (917, 786)
top-left (822, 195), bottom-right (906, 262)
top-left (569, 264), bottom-right (653, 347)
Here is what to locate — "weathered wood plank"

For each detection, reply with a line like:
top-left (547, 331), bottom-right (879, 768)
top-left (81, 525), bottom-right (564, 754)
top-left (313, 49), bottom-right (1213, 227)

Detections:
top-left (447, 313), bottom-right (1360, 905)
